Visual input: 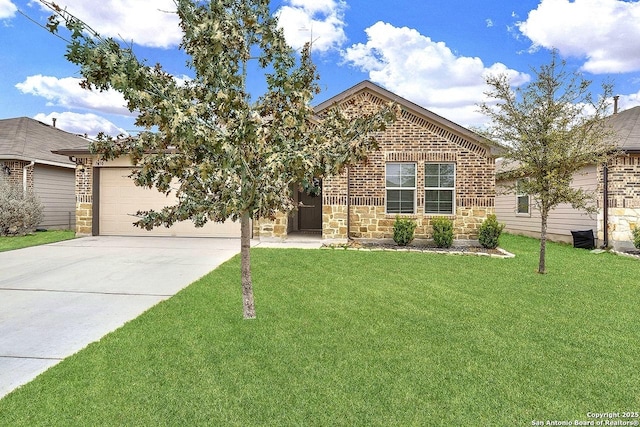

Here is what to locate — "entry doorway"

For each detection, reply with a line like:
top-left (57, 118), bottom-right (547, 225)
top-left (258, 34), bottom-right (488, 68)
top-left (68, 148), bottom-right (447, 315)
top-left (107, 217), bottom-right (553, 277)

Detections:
top-left (297, 179), bottom-right (322, 231)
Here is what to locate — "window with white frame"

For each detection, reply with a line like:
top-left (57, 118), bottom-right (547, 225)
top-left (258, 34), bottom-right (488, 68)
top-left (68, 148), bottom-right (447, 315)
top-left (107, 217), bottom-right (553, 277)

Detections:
top-left (424, 163), bottom-right (455, 215)
top-left (386, 163), bottom-right (416, 214)
top-left (516, 179), bottom-right (530, 215)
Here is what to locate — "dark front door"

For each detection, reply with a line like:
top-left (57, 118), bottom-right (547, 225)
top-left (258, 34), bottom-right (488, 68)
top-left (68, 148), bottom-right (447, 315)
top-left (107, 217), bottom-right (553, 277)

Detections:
top-left (298, 186), bottom-right (322, 231)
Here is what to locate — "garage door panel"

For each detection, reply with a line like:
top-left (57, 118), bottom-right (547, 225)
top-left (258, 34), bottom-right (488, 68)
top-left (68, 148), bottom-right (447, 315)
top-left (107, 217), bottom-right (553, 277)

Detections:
top-left (99, 168), bottom-right (241, 237)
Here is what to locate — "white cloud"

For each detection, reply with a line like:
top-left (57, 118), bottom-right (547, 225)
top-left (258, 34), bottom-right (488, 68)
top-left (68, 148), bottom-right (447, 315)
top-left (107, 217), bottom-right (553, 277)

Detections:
top-left (517, 0), bottom-right (640, 74)
top-left (276, 0), bottom-right (347, 52)
top-left (342, 22), bottom-right (530, 127)
top-left (486, 19), bottom-right (494, 28)
top-left (33, 111), bottom-right (127, 138)
top-left (16, 75), bottom-right (131, 116)
top-left (617, 89), bottom-right (640, 111)
top-left (37, 0), bottom-right (180, 48)
top-left (0, 0), bottom-right (17, 19)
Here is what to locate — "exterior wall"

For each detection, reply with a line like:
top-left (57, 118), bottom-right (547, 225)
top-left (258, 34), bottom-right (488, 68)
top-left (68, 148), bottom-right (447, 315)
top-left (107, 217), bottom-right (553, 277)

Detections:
top-left (322, 92), bottom-right (495, 241)
top-left (600, 154), bottom-right (640, 250)
top-left (496, 165), bottom-right (598, 244)
top-left (74, 157), bottom-right (94, 236)
top-left (254, 212), bottom-right (288, 239)
top-left (1, 160), bottom-right (34, 189)
top-left (33, 164), bottom-right (76, 229)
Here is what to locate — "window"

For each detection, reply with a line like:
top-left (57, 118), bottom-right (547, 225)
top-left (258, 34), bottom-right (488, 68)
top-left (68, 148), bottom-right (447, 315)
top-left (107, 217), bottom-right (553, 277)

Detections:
top-left (425, 163), bottom-right (455, 215)
top-left (386, 163), bottom-right (416, 214)
top-left (516, 179), bottom-right (529, 215)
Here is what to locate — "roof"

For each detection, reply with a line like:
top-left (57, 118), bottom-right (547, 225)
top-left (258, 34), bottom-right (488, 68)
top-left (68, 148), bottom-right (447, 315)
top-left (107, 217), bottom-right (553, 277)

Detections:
top-left (314, 80), bottom-right (504, 157)
top-left (0, 117), bottom-right (89, 167)
top-left (607, 106), bottom-right (640, 152)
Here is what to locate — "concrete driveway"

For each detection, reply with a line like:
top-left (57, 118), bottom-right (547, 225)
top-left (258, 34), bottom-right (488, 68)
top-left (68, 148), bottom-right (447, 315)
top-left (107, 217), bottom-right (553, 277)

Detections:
top-left (0, 236), bottom-right (240, 398)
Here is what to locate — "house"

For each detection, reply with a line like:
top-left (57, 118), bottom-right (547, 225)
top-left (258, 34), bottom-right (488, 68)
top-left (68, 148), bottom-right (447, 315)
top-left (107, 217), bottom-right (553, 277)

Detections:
top-left (495, 104), bottom-right (640, 250)
top-left (0, 117), bottom-right (85, 230)
top-left (257, 81), bottom-right (502, 242)
top-left (56, 81), bottom-right (501, 241)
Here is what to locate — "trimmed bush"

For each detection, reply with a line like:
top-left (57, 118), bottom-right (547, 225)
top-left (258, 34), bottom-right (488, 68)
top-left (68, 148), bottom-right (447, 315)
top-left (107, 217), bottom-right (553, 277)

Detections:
top-left (478, 214), bottom-right (505, 249)
top-left (393, 216), bottom-right (417, 246)
top-left (432, 217), bottom-right (453, 248)
top-left (0, 179), bottom-right (44, 236)
top-left (632, 225), bottom-right (640, 249)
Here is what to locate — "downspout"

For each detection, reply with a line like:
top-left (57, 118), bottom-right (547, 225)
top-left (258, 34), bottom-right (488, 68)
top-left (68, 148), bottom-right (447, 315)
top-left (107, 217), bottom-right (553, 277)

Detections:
top-left (602, 162), bottom-right (609, 248)
top-left (23, 161), bottom-right (35, 193)
top-left (346, 166), bottom-right (351, 240)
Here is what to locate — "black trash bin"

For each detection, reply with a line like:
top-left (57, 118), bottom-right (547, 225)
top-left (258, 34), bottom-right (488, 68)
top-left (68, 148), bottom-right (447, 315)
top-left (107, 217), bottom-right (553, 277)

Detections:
top-left (571, 229), bottom-right (595, 249)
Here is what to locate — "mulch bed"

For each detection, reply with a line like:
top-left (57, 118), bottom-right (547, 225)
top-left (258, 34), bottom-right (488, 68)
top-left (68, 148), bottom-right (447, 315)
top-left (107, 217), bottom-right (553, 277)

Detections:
top-left (323, 240), bottom-right (514, 258)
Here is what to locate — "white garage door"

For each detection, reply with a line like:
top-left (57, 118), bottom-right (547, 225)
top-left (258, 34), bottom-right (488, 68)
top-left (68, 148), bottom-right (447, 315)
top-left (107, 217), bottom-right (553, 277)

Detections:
top-left (99, 167), bottom-right (241, 237)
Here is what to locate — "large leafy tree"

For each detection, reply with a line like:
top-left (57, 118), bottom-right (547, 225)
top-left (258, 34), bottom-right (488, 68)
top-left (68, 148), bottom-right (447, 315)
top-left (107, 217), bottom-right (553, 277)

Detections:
top-left (41, 0), bottom-right (396, 317)
top-left (479, 51), bottom-right (616, 274)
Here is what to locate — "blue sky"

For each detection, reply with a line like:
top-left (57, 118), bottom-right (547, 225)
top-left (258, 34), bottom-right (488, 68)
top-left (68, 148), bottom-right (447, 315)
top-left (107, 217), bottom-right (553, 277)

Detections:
top-left (2, 0), bottom-right (640, 138)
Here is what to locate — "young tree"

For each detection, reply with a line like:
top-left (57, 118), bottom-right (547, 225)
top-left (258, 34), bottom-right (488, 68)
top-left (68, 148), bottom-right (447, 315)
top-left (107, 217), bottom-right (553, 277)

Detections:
top-left (479, 51), bottom-right (616, 274)
top-left (40, 0), bottom-right (396, 317)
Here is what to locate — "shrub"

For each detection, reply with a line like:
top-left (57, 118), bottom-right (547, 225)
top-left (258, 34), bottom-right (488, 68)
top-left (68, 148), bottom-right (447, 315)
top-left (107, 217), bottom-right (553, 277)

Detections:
top-left (632, 225), bottom-right (640, 249)
top-left (393, 216), bottom-right (417, 246)
top-left (432, 217), bottom-right (453, 248)
top-left (0, 179), bottom-right (44, 236)
top-left (478, 214), bottom-right (505, 249)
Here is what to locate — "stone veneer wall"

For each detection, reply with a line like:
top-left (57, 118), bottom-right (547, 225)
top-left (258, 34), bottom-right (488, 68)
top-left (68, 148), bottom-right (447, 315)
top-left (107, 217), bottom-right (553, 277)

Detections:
top-left (323, 205), bottom-right (494, 240)
top-left (254, 212), bottom-right (288, 239)
top-left (321, 91), bottom-right (496, 241)
top-left (597, 155), bottom-right (640, 248)
top-left (75, 157), bottom-right (94, 236)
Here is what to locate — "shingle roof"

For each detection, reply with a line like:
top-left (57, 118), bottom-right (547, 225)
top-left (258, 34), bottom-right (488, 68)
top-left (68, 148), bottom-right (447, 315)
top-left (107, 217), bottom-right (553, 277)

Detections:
top-left (608, 106), bottom-right (640, 152)
top-left (0, 117), bottom-right (89, 166)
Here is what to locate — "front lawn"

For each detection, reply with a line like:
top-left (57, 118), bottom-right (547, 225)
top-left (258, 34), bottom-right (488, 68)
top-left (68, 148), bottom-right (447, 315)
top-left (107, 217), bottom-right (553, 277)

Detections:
top-left (0, 234), bottom-right (638, 425)
top-left (0, 230), bottom-right (75, 252)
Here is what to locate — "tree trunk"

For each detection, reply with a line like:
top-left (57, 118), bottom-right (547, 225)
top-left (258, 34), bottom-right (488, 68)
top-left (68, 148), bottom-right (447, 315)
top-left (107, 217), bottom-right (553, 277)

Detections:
top-left (241, 212), bottom-right (256, 319)
top-left (538, 208), bottom-right (548, 274)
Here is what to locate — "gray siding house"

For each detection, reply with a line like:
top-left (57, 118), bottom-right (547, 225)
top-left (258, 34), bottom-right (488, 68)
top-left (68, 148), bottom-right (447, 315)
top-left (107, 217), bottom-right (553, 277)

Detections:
top-left (496, 105), bottom-right (640, 250)
top-left (0, 117), bottom-right (87, 230)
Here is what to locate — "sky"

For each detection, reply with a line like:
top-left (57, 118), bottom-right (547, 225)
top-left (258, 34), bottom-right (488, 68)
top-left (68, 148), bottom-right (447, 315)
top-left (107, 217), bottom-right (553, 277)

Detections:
top-left (2, 0), bottom-right (640, 138)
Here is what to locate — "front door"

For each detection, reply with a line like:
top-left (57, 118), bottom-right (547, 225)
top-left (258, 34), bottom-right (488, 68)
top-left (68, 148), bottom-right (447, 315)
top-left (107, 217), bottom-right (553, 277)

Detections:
top-left (298, 181), bottom-right (322, 231)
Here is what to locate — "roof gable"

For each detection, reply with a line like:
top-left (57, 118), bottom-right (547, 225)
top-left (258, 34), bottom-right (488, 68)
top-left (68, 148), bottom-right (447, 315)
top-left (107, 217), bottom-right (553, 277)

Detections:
top-left (314, 81), bottom-right (502, 158)
top-left (0, 117), bottom-right (88, 166)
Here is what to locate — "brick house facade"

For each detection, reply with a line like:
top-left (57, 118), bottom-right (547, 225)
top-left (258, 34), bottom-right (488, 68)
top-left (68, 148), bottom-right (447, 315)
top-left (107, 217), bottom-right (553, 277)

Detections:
top-left (258, 81), bottom-right (501, 242)
top-left (597, 154), bottom-right (640, 249)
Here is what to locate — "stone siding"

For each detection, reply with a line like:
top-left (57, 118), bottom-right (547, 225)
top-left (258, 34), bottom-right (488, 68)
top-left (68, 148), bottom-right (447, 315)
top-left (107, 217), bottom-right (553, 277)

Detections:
top-left (255, 212), bottom-right (288, 239)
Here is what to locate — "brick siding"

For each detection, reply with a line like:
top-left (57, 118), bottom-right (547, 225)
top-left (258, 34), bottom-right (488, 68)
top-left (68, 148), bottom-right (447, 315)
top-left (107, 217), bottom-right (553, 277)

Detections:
top-left (321, 90), bottom-right (496, 240)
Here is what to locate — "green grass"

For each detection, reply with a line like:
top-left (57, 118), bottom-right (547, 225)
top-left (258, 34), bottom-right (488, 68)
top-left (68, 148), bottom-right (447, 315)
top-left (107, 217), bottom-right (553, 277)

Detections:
top-left (0, 234), bottom-right (638, 426)
top-left (0, 230), bottom-right (75, 252)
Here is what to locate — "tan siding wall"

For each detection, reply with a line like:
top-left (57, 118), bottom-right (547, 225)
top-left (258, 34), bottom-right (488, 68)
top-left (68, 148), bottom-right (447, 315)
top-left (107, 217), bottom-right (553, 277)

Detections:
top-left (33, 164), bottom-right (76, 229)
top-left (496, 164), bottom-right (598, 243)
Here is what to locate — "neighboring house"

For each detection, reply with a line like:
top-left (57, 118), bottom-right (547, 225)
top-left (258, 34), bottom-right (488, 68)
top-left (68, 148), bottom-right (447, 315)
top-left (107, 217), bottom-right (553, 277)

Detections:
top-left (56, 81), bottom-right (501, 241)
top-left (495, 105), bottom-right (640, 250)
top-left (0, 117), bottom-right (85, 230)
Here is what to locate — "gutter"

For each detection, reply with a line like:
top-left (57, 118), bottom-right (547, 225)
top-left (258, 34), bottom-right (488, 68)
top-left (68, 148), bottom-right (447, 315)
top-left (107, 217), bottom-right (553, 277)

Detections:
top-left (602, 162), bottom-right (609, 248)
top-left (23, 161), bottom-right (35, 192)
top-left (346, 166), bottom-right (352, 240)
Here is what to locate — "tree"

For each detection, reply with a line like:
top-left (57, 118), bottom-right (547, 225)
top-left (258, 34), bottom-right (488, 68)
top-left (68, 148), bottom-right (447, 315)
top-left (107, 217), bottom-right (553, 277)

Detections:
top-left (479, 51), bottom-right (616, 274)
top-left (40, 0), bottom-right (396, 317)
